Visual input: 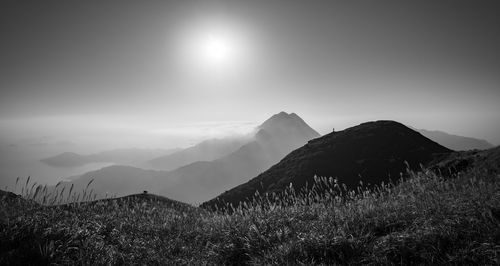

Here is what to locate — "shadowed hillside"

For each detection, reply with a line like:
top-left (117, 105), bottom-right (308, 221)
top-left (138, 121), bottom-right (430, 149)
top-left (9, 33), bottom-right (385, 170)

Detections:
top-left (62, 191), bottom-right (196, 213)
top-left (203, 120), bottom-right (452, 210)
top-left (429, 146), bottom-right (500, 176)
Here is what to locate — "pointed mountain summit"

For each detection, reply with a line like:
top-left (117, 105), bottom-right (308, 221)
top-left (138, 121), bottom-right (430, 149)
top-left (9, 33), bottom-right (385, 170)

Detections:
top-left (259, 112), bottom-right (315, 133)
top-left (257, 112), bottom-right (320, 144)
top-left (202, 120), bottom-right (452, 210)
top-left (250, 112), bottom-right (320, 158)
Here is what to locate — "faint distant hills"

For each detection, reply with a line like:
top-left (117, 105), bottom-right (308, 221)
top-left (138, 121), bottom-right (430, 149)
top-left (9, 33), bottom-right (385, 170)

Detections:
top-left (41, 148), bottom-right (180, 168)
top-left (202, 121), bottom-right (451, 210)
top-left (59, 165), bottom-right (163, 198)
top-left (43, 125), bottom-right (492, 170)
top-left (152, 112), bottom-right (320, 203)
top-left (415, 128), bottom-right (493, 151)
top-left (148, 137), bottom-right (249, 171)
top-left (53, 112), bottom-right (320, 204)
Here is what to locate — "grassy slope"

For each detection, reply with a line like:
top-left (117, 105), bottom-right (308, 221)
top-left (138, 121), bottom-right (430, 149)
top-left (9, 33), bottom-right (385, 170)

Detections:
top-left (2, 166), bottom-right (500, 265)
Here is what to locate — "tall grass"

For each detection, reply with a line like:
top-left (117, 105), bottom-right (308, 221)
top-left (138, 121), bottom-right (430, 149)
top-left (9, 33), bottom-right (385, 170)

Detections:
top-left (6, 177), bottom-right (102, 207)
top-left (1, 168), bottom-right (500, 265)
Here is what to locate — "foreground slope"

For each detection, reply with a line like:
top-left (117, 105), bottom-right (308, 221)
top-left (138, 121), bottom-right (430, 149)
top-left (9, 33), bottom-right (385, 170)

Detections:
top-left (429, 145), bottom-right (500, 176)
top-left (203, 120), bottom-right (451, 209)
top-left (2, 160), bottom-right (500, 265)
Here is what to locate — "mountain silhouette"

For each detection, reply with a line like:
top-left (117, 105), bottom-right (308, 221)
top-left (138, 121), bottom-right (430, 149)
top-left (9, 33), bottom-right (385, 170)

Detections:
top-left (202, 120), bottom-right (451, 210)
top-left (415, 128), bottom-right (493, 151)
top-left (55, 112), bottom-right (320, 204)
top-left (66, 191), bottom-right (196, 213)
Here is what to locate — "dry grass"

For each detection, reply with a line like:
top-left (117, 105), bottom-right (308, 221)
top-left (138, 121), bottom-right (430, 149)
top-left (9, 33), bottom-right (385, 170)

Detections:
top-left (1, 168), bottom-right (500, 265)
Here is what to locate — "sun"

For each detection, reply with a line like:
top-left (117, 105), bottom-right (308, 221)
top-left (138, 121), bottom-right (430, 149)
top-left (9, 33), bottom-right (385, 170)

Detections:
top-left (177, 22), bottom-right (251, 77)
top-left (202, 33), bottom-right (235, 67)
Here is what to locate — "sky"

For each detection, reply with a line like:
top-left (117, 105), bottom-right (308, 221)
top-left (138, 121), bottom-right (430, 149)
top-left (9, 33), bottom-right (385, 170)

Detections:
top-left (1, 0), bottom-right (500, 153)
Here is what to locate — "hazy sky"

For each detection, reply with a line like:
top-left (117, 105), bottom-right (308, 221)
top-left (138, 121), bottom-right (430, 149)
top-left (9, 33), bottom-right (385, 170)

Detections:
top-left (1, 0), bottom-right (500, 149)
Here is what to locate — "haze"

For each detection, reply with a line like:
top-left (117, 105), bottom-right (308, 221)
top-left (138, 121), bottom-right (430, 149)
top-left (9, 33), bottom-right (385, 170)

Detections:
top-left (1, 0), bottom-right (499, 188)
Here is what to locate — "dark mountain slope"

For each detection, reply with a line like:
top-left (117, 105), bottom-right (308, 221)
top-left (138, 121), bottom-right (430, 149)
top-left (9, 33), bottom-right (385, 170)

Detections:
top-left (428, 146), bottom-right (500, 176)
top-left (202, 120), bottom-right (452, 210)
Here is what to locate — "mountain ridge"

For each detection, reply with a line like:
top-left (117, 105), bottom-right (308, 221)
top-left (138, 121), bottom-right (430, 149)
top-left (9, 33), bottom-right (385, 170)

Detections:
top-left (202, 120), bottom-right (452, 210)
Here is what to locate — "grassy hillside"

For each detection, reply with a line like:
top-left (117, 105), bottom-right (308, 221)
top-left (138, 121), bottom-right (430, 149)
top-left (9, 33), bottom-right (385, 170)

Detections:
top-left (2, 166), bottom-right (499, 265)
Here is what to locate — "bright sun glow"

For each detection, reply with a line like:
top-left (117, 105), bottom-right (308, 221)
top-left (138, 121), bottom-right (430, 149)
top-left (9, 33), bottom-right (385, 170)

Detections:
top-left (179, 24), bottom-right (248, 75)
top-left (202, 33), bottom-right (235, 66)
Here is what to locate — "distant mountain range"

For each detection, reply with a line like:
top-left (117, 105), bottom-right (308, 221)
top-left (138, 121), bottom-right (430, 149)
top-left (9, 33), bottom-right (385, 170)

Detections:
top-left (148, 137), bottom-right (249, 171)
top-left (52, 112), bottom-right (320, 204)
top-left (43, 123), bottom-right (492, 170)
top-left (41, 148), bottom-right (180, 168)
top-left (48, 112), bottom-right (495, 207)
top-left (415, 128), bottom-right (493, 151)
top-left (202, 121), bottom-right (452, 210)
top-left (151, 112), bottom-right (320, 203)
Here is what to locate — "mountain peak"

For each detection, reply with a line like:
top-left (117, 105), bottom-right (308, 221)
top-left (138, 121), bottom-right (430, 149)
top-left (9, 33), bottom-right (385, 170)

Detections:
top-left (260, 111), bottom-right (291, 124)
top-left (258, 112), bottom-right (320, 139)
